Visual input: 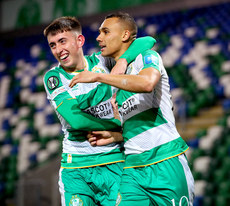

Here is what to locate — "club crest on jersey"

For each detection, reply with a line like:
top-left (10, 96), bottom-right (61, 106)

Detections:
top-left (69, 195), bottom-right (83, 206)
top-left (92, 66), bottom-right (106, 73)
top-left (47, 76), bottom-right (59, 90)
top-left (144, 54), bottom-right (159, 66)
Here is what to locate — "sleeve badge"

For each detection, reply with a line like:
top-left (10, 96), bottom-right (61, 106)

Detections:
top-left (47, 76), bottom-right (59, 90)
top-left (144, 54), bottom-right (159, 66)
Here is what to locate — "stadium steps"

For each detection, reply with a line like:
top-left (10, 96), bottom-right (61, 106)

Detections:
top-left (176, 103), bottom-right (224, 141)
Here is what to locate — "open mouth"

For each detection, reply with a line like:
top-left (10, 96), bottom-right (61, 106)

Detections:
top-left (100, 45), bottom-right (106, 51)
top-left (99, 44), bottom-right (106, 51)
top-left (60, 54), bottom-right (69, 61)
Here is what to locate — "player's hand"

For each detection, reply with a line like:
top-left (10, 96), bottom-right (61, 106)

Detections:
top-left (87, 131), bottom-right (115, 146)
top-left (69, 70), bottom-right (98, 87)
top-left (111, 58), bottom-right (127, 74)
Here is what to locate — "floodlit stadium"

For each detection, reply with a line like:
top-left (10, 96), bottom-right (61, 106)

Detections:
top-left (0, 0), bottom-right (230, 205)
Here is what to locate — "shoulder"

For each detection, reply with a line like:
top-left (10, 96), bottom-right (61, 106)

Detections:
top-left (131, 49), bottom-right (163, 73)
top-left (43, 66), bottom-right (60, 79)
top-left (140, 49), bottom-right (160, 58)
top-left (139, 49), bottom-right (162, 66)
top-left (85, 51), bottom-right (102, 63)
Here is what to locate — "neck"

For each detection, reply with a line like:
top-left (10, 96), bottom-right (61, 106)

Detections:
top-left (114, 42), bottom-right (131, 62)
top-left (63, 55), bottom-right (86, 73)
top-left (75, 58), bottom-right (86, 71)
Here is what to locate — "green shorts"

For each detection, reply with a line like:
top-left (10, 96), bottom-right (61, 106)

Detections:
top-left (116, 154), bottom-right (194, 206)
top-left (59, 162), bottom-right (124, 206)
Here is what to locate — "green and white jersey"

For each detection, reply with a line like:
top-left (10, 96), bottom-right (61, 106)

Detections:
top-left (43, 53), bottom-right (123, 168)
top-left (116, 50), bottom-right (189, 168)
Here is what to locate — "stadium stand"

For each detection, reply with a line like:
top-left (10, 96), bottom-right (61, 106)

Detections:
top-left (0, 1), bottom-right (230, 205)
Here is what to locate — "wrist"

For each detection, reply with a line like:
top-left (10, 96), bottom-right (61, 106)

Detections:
top-left (111, 131), bottom-right (123, 143)
top-left (96, 73), bottom-right (105, 82)
top-left (118, 58), bottom-right (128, 65)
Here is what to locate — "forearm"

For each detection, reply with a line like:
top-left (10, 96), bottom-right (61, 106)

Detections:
top-left (119, 36), bottom-right (156, 63)
top-left (95, 70), bottom-right (158, 93)
top-left (97, 67), bottom-right (161, 93)
top-left (110, 58), bottom-right (128, 75)
top-left (96, 73), bottom-right (148, 92)
top-left (69, 66), bottom-right (161, 92)
top-left (57, 99), bottom-right (121, 130)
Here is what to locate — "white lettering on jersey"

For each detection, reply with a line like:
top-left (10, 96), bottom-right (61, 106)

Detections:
top-left (84, 99), bottom-right (114, 119)
top-left (120, 96), bottom-right (139, 117)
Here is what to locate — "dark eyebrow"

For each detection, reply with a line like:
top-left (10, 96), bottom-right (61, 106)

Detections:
top-left (58, 37), bottom-right (66, 42)
top-left (99, 27), bottom-right (110, 34)
top-left (49, 37), bottom-right (66, 47)
top-left (99, 26), bottom-right (109, 31)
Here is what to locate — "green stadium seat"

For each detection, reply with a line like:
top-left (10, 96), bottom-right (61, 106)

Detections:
top-left (5, 181), bottom-right (15, 197)
top-left (215, 144), bottom-right (228, 159)
top-left (190, 148), bottom-right (205, 163)
top-left (213, 168), bottom-right (226, 183)
top-left (218, 182), bottom-right (230, 197)
top-left (202, 196), bottom-right (214, 206)
top-left (205, 182), bottom-right (217, 196)
top-left (215, 195), bottom-right (229, 206)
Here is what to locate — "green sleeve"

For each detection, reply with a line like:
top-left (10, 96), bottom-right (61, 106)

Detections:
top-left (57, 99), bottom-right (121, 131)
top-left (119, 36), bottom-right (156, 63)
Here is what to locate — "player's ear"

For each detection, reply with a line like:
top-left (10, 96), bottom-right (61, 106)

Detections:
top-left (77, 34), bottom-right (85, 47)
top-left (122, 30), bottom-right (131, 42)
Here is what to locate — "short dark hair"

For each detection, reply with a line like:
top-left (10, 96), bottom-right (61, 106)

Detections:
top-left (43, 16), bottom-right (82, 37)
top-left (105, 12), bottom-right (138, 41)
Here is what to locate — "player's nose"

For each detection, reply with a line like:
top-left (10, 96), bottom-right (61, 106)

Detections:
top-left (96, 34), bottom-right (102, 42)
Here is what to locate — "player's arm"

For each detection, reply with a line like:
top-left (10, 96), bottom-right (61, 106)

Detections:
top-left (107, 36), bottom-right (156, 74)
top-left (44, 70), bottom-right (121, 131)
top-left (95, 67), bottom-right (160, 93)
top-left (118, 36), bottom-right (156, 64)
top-left (69, 66), bottom-right (160, 93)
top-left (56, 99), bottom-right (121, 130)
top-left (69, 50), bottom-right (161, 93)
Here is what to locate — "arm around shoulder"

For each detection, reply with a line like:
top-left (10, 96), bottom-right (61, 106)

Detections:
top-left (119, 36), bottom-right (156, 63)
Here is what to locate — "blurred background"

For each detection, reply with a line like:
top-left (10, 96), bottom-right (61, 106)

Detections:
top-left (0, 0), bottom-right (230, 205)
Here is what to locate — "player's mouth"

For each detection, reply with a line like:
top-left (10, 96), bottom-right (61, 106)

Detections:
top-left (60, 54), bottom-right (69, 61)
top-left (99, 44), bottom-right (106, 52)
